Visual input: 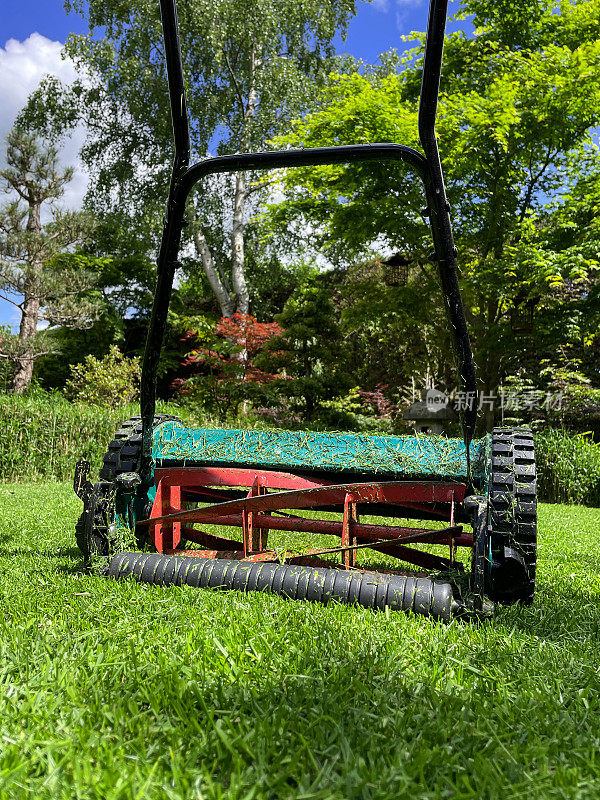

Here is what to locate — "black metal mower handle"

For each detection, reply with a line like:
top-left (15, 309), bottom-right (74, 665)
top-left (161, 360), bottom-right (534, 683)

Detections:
top-left (139, 0), bottom-right (478, 481)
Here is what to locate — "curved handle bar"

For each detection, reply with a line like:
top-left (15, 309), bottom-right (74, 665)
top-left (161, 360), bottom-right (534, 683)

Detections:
top-left (140, 0), bottom-right (478, 480)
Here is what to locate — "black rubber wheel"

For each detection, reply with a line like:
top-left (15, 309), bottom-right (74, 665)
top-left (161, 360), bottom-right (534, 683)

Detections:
top-left (486, 427), bottom-right (537, 604)
top-left (76, 414), bottom-right (182, 562)
top-left (75, 503), bottom-right (110, 562)
top-left (99, 414), bottom-right (182, 480)
top-left (74, 473), bottom-right (114, 565)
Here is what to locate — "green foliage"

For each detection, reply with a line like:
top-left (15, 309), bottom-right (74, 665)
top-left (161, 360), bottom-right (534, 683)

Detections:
top-left (541, 366), bottom-right (600, 437)
top-left (244, 251), bottom-right (310, 321)
top-left (20, 0), bottom-right (361, 315)
top-left (264, 72), bottom-right (422, 263)
top-left (535, 428), bottom-right (600, 506)
top-left (0, 393), bottom-right (197, 482)
top-left (2, 487), bottom-right (600, 797)
top-left (64, 345), bottom-right (141, 407)
top-left (555, 384), bottom-right (600, 436)
top-left (33, 316), bottom-right (126, 391)
top-left (83, 217), bottom-right (157, 317)
top-left (0, 324), bottom-right (14, 392)
top-left (317, 385), bottom-right (407, 433)
top-left (175, 313), bottom-right (282, 421)
top-left (265, 0), bottom-right (600, 422)
top-left (339, 257), bottom-right (456, 399)
top-left (257, 274), bottom-right (350, 422)
top-left (31, 242), bottom-right (162, 393)
top-left (0, 128), bottom-right (98, 305)
top-left (500, 367), bottom-right (600, 438)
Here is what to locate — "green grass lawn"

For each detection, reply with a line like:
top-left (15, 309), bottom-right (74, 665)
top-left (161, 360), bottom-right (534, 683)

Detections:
top-left (1, 484), bottom-right (600, 800)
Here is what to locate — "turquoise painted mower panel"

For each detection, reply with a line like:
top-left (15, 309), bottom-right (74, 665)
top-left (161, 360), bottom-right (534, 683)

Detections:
top-left (112, 421), bottom-right (491, 535)
top-left (152, 423), bottom-right (491, 486)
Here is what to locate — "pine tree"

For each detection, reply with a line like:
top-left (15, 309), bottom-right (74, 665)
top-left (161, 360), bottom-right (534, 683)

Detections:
top-left (258, 276), bottom-right (347, 421)
top-left (0, 126), bottom-right (99, 392)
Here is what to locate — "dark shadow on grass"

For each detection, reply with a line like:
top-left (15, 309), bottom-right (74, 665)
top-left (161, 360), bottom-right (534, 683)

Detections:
top-left (56, 561), bottom-right (86, 576)
top-left (0, 530), bottom-right (16, 547)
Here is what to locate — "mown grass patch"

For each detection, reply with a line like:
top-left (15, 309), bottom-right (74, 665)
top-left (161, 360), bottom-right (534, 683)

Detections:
top-left (1, 484), bottom-right (600, 799)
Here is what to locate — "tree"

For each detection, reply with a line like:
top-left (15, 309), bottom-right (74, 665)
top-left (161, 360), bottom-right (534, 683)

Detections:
top-left (175, 312), bottom-right (282, 419)
top-left (531, 152), bottom-right (600, 384)
top-left (0, 126), bottom-right (100, 392)
top-left (338, 257), bottom-right (457, 398)
top-left (22, 0), bottom-right (359, 318)
top-left (265, 0), bottom-right (600, 429)
top-left (257, 274), bottom-right (349, 422)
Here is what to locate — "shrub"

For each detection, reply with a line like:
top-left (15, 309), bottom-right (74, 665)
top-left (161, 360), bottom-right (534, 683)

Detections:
top-left (176, 314), bottom-right (282, 421)
top-left (65, 346), bottom-right (141, 407)
top-left (540, 367), bottom-right (600, 439)
top-left (0, 393), bottom-right (201, 482)
top-left (534, 428), bottom-right (600, 506)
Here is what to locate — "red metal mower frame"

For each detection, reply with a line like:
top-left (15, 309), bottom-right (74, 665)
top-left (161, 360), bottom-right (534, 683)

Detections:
top-left (143, 467), bottom-right (472, 575)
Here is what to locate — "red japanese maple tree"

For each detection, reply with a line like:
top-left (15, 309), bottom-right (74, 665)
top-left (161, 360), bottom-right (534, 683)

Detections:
top-left (174, 313), bottom-right (283, 419)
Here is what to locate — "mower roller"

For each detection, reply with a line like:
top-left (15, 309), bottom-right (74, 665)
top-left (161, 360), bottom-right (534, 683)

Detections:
top-left (74, 0), bottom-right (537, 621)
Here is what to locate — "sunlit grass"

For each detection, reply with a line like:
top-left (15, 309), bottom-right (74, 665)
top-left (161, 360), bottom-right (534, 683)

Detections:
top-left (1, 483), bottom-right (600, 799)
top-left (192, 505), bottom-right (466, 575)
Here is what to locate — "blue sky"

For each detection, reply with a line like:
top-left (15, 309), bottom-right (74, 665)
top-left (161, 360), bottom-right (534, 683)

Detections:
top-left (1, 0), bottom-right (460, 62)
top-left (0, 0), bottom-right (468, 329)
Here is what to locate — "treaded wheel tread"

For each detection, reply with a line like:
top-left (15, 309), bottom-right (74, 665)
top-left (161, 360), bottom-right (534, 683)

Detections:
top-left (487, 426), bottom-right (537, 604)
top-left (77, 414), bottom-right (182, 560)
top-left (100, 414), bottom-right (181, 481)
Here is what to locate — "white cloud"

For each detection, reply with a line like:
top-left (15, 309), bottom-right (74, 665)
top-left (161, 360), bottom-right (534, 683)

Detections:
top-left (395, 0), bottom-right (424, 33)
top-left (0, 35), bottom-right (89, 329)
top-left (0, 34), bottom-right (88, 211)
top-left (372, 0), bottom-right (422, 14)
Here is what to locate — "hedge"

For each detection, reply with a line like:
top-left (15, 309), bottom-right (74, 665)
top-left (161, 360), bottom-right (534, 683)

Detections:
top-left (533, 428), bottom-right (600, 506)
top-left (1, 394), bottom-right (598, 506)
top-left (0, 395), bottom-right (204, 483)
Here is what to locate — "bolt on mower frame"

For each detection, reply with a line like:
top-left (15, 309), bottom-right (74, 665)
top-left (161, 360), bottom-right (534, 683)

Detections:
top-left (74, 0), bottom-right (537, 621)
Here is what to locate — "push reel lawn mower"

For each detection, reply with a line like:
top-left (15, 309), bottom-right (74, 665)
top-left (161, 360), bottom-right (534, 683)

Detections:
top-left (74, 0), bottom-right (537, 621)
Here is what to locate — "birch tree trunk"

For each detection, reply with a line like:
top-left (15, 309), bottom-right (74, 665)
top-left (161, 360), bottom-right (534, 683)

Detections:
top-left (191, 46), bottom-right (259, 317)
top-left (231, 168), bottom-right (249, 314)
top-left (191, 216), bottom-right (234, 318)
top-left (230, 45), bottom-right (259, 315)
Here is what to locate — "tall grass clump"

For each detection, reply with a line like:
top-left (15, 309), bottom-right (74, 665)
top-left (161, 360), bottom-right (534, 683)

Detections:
top-left (535, 428), bottom-right (600, 506)
top-left (0, 392), bottom-right (203, 482)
